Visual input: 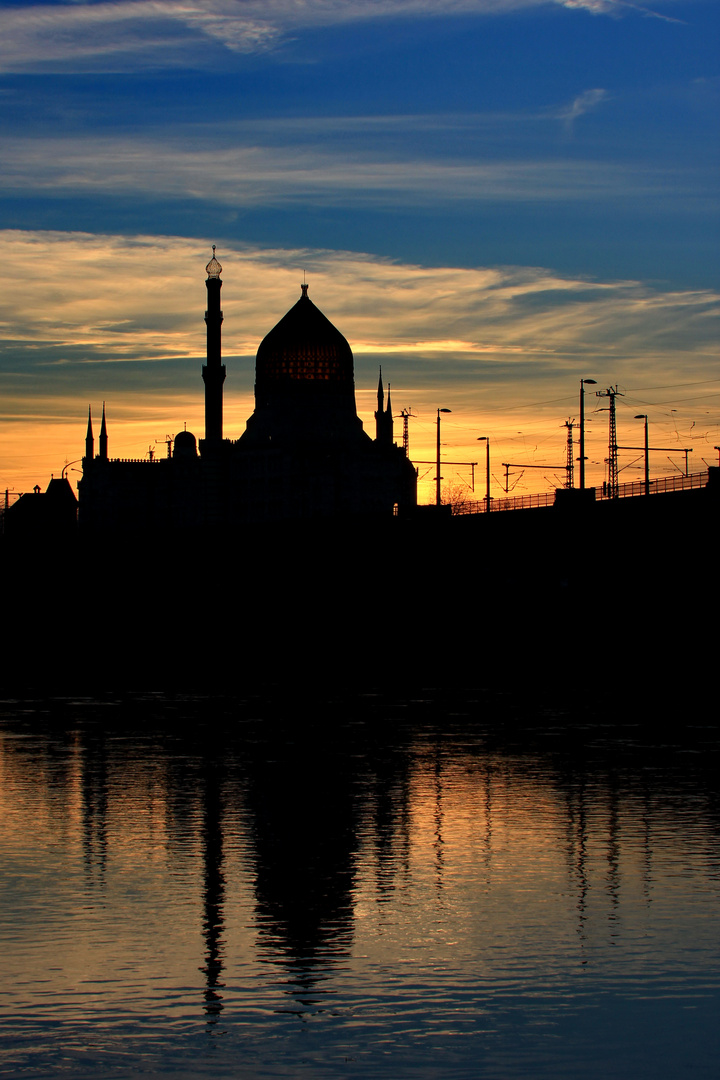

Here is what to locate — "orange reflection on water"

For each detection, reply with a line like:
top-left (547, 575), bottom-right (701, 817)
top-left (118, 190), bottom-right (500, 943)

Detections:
top-left (1, 700), bottom-right (718, 1080)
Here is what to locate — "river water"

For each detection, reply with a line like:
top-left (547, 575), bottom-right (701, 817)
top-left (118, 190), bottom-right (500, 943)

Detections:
top-left (1, 689), bottom-right (718, 1079)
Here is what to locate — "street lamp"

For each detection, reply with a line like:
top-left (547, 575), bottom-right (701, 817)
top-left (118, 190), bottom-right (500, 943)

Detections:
top-left (436, 408), bottom-right (452, 507)
top-left (634, 414), bottom-right (649, 495)
top-left (579, 378), bottom-right (597, 489)
top-left (61, 458), bottom-right (83, 480)
top-left (477, 437), bottom-right (491, 511)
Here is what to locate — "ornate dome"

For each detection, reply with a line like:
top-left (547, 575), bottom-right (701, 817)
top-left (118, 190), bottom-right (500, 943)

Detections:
top-left (240, 284), bottom-right (366, 449)
top-left (255, 284), bottom-right (354, 401)
top-left (205, 245), bottom-right (222, 279)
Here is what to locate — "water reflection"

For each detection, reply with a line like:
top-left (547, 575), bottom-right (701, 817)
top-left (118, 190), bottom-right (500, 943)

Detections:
top-left (0, 691), bottom-right (718, 1079)
top-left (80, 723), bottom-right (108, 886)
top-left (200, 758), bottom-right (225, 1022)
top-left (564, 777), bottom-right (590, 943)
top-left (244, 726), bottom-right (359, 1023)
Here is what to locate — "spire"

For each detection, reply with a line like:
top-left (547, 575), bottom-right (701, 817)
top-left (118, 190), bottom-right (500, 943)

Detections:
top-left (375, 366), bottom-right (393, 446)
top-left (99, 401), bottom-right (108, 461)
top-left (85, 405), bottom-right (94, 461)
top-left (385, 380), bottom-right (394, 444)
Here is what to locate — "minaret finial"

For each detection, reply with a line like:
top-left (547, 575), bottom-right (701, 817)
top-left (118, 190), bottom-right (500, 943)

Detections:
top-left (206, 246), bottom-right (222, 278)
top-left (301, 282), bottom-right (309, 297)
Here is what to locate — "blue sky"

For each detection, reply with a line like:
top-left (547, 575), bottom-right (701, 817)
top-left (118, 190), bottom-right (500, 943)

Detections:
top-left (1, 0), bottom-right (718, 498)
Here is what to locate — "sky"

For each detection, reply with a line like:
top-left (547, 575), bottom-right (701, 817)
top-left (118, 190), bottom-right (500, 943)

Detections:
top-left (0, 0), bottom-right (718, 503)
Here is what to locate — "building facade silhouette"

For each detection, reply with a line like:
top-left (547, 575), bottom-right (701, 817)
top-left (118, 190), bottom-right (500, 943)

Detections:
top-left (78, 251), bottom-right (416, 535)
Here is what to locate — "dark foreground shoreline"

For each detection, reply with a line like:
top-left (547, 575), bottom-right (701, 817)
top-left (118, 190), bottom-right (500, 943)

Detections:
top-left (2, 487), bottom-right (716, 708)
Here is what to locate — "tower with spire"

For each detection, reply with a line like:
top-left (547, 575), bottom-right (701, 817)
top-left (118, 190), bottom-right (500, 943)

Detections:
top-left (99, 402), bottom-right (108, 462)
top-left (202, 247), bottom-right (225, 446)
top-left (85, 406), bottom-right (94, 462)
top-left (375, 368), bottom-right (394, 447)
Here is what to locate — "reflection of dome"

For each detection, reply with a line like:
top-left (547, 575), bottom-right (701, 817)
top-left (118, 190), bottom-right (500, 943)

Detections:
top-left (255, 284), bottom-right (354, 404)
top-left (174, 430), bottom-right (197, 458)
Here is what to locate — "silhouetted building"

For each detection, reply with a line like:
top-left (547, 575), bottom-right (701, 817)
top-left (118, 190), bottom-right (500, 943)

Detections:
top-left (4, 477), bottom-right (77, 543)
top-left (79, 251), bottom-right (416, 535)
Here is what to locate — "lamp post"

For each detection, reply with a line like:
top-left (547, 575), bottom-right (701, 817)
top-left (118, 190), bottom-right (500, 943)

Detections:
top-left (436, 408), bottom-right (452, 506)
top-left (61, 458), bottom-right (82, 480)
top-left (634, 414), bottom-right (649, 495)
top-left (477, 437), bottom-right (491, 511)
top-left (579, 378), bottom-right (597, 489)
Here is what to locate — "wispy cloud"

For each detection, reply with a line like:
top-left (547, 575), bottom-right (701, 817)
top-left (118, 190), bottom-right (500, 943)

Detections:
top-left (561, 0), bottom-right (686, 24)
top-left (0, 0), bottom-right (685, 72)
top-left (0, 133), bottom-right (701, 208)
top-left (2, 229), bottom-right (715, 369)
top-left (0, 2), bottom-right (278, 72)
top-left (561, 88), bottom-right (608, 133)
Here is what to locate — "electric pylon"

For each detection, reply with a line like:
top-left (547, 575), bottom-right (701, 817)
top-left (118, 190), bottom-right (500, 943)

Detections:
top-left (564, 419), bottom-right (575, 489)
top-left (596, 386), bottom-right (624, 497)
top-left (400, 408), bottom-right (415, 458)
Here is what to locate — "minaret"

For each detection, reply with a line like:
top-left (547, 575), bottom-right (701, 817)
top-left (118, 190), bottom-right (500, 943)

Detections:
top-left (375, 367), bottom-right (393, 446)
top-left (85, 405), bottom-right (94, 461)
top-left (99, 401), bottom-right (108, 461)
top-left (202, 246), bottom-right (225, 445)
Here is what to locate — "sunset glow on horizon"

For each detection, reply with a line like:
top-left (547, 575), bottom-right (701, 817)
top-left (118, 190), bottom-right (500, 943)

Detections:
top-left (2, 230), bottom-right (718, 505)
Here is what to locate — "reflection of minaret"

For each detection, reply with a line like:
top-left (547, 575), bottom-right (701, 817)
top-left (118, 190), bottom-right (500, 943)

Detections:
top-left (200, 764), bottom-right (226, 1022)
top-left (202, 247), bottom-right (225, 445)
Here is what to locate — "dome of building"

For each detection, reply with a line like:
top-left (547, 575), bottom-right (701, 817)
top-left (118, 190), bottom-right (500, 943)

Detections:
top-left (173, 429), bottom-right (197, 457)
top-left (254, 284), bottom-right (354, 406)
top-left (240, 283), bottom-right (367, 450)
